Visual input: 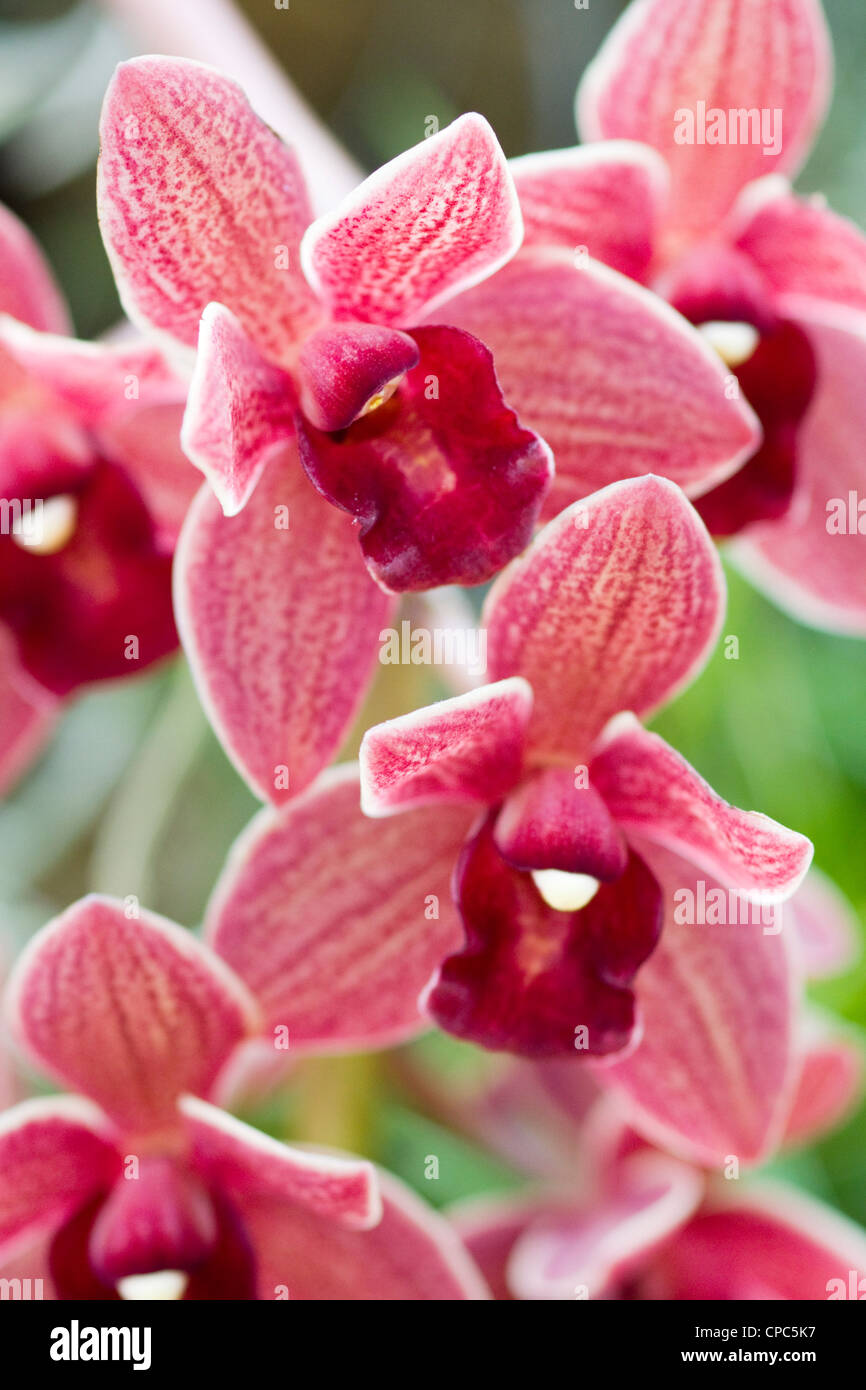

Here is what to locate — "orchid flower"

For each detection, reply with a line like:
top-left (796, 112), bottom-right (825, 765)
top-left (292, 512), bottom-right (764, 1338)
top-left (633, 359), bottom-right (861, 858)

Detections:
top-left (480, 0), bottom-right (866, 632)
top-left (95, 55), bottom-right (757, 804)
top-left (0, 202), bottom-right (196, 793)
top-left (196, 476), bottom-right (811, 1161)
top-left (0, 895), bottom-right (486, 1300)
top-left (449, 1008), bottom-right (866, 1301)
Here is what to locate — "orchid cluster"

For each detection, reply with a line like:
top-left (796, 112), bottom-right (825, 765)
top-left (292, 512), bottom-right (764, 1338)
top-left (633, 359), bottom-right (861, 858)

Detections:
top-left (0, 0), bottom-right (864, 1302)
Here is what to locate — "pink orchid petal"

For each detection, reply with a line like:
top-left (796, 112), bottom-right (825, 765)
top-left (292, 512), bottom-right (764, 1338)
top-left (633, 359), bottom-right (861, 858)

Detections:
top-left (0, 1231), bottom-right (56, 1300)
top-left (577, 0), bottom-right (832, 251)
top-left (788, 868), bottom-right (861, 980)
top-left (592, 719), bottom-right (812, 899)
top-left (0, 203), bottom-right (70, 334)
top-left (426, 815), bottom-right (663, 1058)
top-left (783, 1029), bottom-right (863, 1147)
top-left (453, 1196), bottom-right (546, 1301)
top-left (0, 1098), bottom-right (118, 1263)
top-left (97, 56), bottom-right (322, 361)
top-left (595, 839), bottom-right (798, 1167)
top-left (175, 449), bottom-right (393, 805)
top-left (494, 768), bottom-right (628, 879)
top-left (206, 766), bottom-right (476, 1051)
top-left (733, 304), bottom-right (866, 634)
top-left (295, 323), bottom-right (420, 432)
top-left (301, 113), bottom-right (522, 326)
top-left (484, 476), bottom-right (725, 763)
top-left (88, 1155), bottom-right (218, 1284)
top-left (95, 400), bottom-right (199, 546)
top-left (644, 1185), bottom-right (866, 1300)
top-left (360, 679), bottom-right (533, 817)
top-left (181, 303), bottom-right (296, 515)
top-left (510, 141), bottom-right (668, 280)
top-left (180, 1096), bottom-right (379, 1228)
top-left (0, 628), bottom-right (57, 795)
top-left (509, 1150), bottom-right (703, 1300)
top-left (5, 896), bottom-right (258, 1133)
top-left (295, 325), bottom-right (552, 592)
top-left (443, 250), bottom-right (760, 517)
top-left (732, 176), bottom-right (866, 315)
top-left (0, 314), bottom-right (182, 427)
top-left (238, 1169), bottom-right (489, 1300)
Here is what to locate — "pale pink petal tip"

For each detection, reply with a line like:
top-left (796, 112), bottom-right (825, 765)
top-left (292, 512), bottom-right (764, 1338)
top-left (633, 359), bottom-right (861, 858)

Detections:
top-left (0, 202), bottom-right (70, 334)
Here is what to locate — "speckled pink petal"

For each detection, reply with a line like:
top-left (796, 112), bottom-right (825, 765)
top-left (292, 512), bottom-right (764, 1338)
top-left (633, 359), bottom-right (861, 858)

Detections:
top-left (175, 448), bottom-right (393, 805)
top-left (301, 113), bottom-right (522, 327)
top-left (0, 1098), bottom-right (118, 1263)
top-left (732, 176), bottom-right (866, 315)
top-left (181, 303), bottom-right (296, 515)
top-left (180, 1096), bottom-right (379, 1228)
top-left (788, 868), bottom-right (860, 980)
top-left (97, 56), bottom-right (322, 361)
top-left (295, 322), bottom-right (420, 432)
top-left (238, 1169), bottom-right (488, 1300)
top-left (733, 305), bottom-right (866, 635)
top-left (510, 141), bottom-right (668, 280)
top-left (443, 250), bottom-right (759, 517)
top-left (295, 325), bottom-right (552, 592)
top-left (577, 0), bottom-right (832, 253)
top-left (494, 768), bottom-right (628, 879)
top-left (484, 476), bottom-right (725, 764)
top-left (360, 679), bottom-right (532, 817)
top-left (5, 896), bottom-right (259, 1133)
top-left (426, 815), bottom-right (663, 1058)
top-left (592, 718), bottom-right (812, 899)
top-left (595, 840), bottom-right (798, 1167)
top-left (0, 202), bottom-right (70, 333)
top-left (644, 1186), bottom-right (866, 1300)
top-left (206, 766), bottom-right (476, 1051)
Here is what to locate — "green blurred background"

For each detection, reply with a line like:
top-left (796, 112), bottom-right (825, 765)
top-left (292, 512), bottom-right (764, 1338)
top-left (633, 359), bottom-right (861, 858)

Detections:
top-left (0, 0), bottom-right (864, 1226)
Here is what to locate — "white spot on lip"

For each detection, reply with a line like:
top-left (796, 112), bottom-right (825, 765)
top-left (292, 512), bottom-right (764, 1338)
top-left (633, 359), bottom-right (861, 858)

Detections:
top-left (699, 320), bottom-right (759, 369)
top-left (117, 1270), bottom-right (188, 1301)
top-left (532, 870), bottom-right (600, 912)
top-left (12, 494), bottom-right (78, 555)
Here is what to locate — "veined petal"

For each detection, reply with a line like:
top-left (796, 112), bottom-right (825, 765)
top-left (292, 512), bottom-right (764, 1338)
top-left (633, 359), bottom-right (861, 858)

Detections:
top-left (484, 476), bottom-right (725, 764)
top-left (443, 250), bottom-right (760, 516)
top-left (644, 1185), bottom-right (866, 1300)
top-left (206, 766), bottom-right (476, 1052)
top-left (577, 0), bottom-right (832, 250)
top-left (510, 141), bottom-right (668, 280)
top-left (174, 449), bottom-right (393, 805)
top-left (295, 325), bottom-right (552, 592)
top-left (238, 1169), bottom-right (489, 1300)
top-left (301, 113), bottom-right (522, 326)
top-left (732, 304), bottom-right (866, 634)
top-left (97, 56), bottom-right (322, 361)
top-left (494, 768), bottom-right (628, 880)
top-left (788, 868), bottom-right (860, 980)
top-left (0, 1098), bottom-right (118, 1263)
top-left (181, 303), bottom-right (296, 516)
top-left (360, 679), bottom-right (533, 817)
top-left (595, 840), bottom-right (798, 1167)
top-left (180, 1097), bottom-right (379, 1229)
top-left (425, 815), bottom-right (662, 1058)
top-left (509, 1150), bottom-right (703, 1300)
top-left (592, 719), bottom-right (813, 900)
top-left (732, 176), bottom-right (866, 316)
top-left (5, 896), bottom-right (259, 1133)
top-left (0, 202), bottom-right (70, 334)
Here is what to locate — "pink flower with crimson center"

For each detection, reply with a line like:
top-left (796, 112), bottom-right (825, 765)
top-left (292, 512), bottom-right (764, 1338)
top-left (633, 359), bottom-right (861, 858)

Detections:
top-left (0, 202), bottom-right (197, 793)
top-left (0, 896), bottom-right (485, 1301)
top-left (95, 55), bottom-right (758, 804)
top-left (195, 477), bottom-right (810, 1161)
top-left (471, 0), bottom-right (866, 632)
